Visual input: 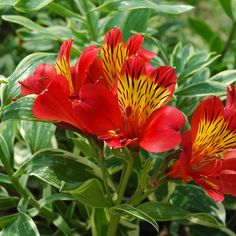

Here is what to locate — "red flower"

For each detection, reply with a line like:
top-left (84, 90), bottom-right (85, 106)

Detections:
top-left (19, 40), bottom-right (105, 132)
top-left (168, 85), bottom-right (236, 202)
top-left (101, 27), bottom-right (155, 91)
top-left (74, 56), bottom-right (185, 152)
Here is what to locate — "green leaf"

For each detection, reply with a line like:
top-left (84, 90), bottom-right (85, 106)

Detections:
top-left (170, 184), bottom-right (225, 227)
top-left (0, 52), bottom-right (56, 107)
top-left (38, 193), bottom-right (73, 208)
top-left (1, 97), bottom-right (37, 122)
top-left (188, 18), bottom-right (215, 42)
top-left (0, 213), bottom-right (40, 236)
top-left (176, 81), bottom-right (226, 97)
top-left (0, 214), bottom-right (18, 229)
top-left (14, 0), bottom-right (53, 12)
top-left (15, 149), bottom-right (102, 189)
top-left (2, 15), bottom-right (57, 39)
top-left (219, 0), bottom-right (234, 20)
top-left (91, 208), bottom-right (109, 236)
top-left (19, 121), bottom-right (56, 153)
top-left (111, 204), bottom-right (159, 232)
top-left (122, 9), bottom-right (150, 40)
top-left (138, 201), bottom-right (224, 227)
top-left (209, 70), bottom-right (236, 84)
top-left (0, 0), bottom-right (16, 6)
top-left (179, 52), bottom-right (219, 79)
top-left (0, 121), bottom-right (16, 168)
top-left (48, 3), bottom-right (84, 21)
top-left (62, 178), bottom-right (110, 208)
top-left (0, 196), bottom-right (19, 210)
top-left (0, 75), bottom-right (8, 84)
top-left (0, 173), bottom-right (11, 185)
top-left (93, 1), bottom-right (193, 14)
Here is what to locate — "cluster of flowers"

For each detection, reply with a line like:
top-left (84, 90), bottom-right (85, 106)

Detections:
top-left (20, 28), bottom-right (236, 202)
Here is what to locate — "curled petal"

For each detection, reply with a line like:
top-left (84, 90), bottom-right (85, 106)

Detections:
top-left (19, 64), bottom-right (56, 96)
top-left (139, 106), bottom-right (186, 152)
top-left (72, 45), bottom-right (100, 93)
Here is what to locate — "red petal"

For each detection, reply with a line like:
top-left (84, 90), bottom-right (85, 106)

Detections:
top-left (73, 84), bottom-right (123, 136)
top-left (124, 34), bottom-right (144, 56)
top-left (220, 171), bottom-right (236, 196)
top-left (33, 75), bottom-right (82, 129)
top-left (103, 27), bottom-right (122, 48)
top-left (168, 131), bottom-right (192, 182)
top-left (191, 96), bottom-right (224, 140)
top-left (138, 49), bottom-right (156, 61)
top-left (19, 64), bottom-right (56, 96)
top-left (225, 84), bottom-right (236, 116)
top-left (139, 106), bottom-right (185, 152)
top-left (72, 45), bottom-right (100, 93)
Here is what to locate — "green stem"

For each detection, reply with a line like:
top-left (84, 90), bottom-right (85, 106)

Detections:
top-left (81, 0), bottom-right (97, 41)
top-left (106, 153), bottom-right (134, 236)
top-left (218, 21), bottom-right (236, 63)
top-left (97, 148), bottom-right (113, 205)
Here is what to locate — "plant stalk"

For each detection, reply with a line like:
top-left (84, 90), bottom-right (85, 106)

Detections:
top-left (106, 153), bottom-right (134, 236)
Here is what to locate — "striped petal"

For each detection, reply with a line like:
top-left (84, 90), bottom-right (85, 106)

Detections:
top-left (101, 27), bottom-right (155, 90)
top-left (118, 56), bottom-right (176, 137)
top-left (191, 96), bottom-right (236, 169)
top-left (56, 40), bottom-right (73, 92)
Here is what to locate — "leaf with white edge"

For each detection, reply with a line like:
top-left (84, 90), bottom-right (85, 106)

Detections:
top-left (111, 204), bottom-right (159, 232)
top-left (0, 52), bottom-right (56, 107)
top-left (62, 178), bottom-right (111, 208)
top-left (14, 0), bottom-right (54, 12)
top-left (15, 149), bottom-right (103, 189)
top-left (138, 202), bottom-right (224, 227)
top-left (1, 97), bottom-right (37, 122)
top-left (209, 70), bottom-right (236, 84)
top-left (19, 121), bottom-right (56, 153)
top-left (2, 15), bottom-right (57, 39)
top-left (0, 75), bottom-right (8, 84)
top-left (176, 81), bottom-right (226, 97)
top-left (170, 184), bottom-right (225, 226)
top-left (0, 213), bottom-right (40, 236)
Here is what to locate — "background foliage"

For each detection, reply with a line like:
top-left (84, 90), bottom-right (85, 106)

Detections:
top-left (0, 0), bottom-right (236, 235)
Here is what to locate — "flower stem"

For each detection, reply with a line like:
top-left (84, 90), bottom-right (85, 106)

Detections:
top-left (106, 152), bottom-right (134, 236)
top-left (218, 21), bottom-right (236, 63)
top-left (97, 147), bottom-right (113, 205)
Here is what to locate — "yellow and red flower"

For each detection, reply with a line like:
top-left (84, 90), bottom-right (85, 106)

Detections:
top-left (168, 85), bottom-right (236, 202)
top-left (74, 56), bottom-right (185, 152)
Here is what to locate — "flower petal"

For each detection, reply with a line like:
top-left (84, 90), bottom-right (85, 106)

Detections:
top-left (72, 45), bottom-right (100, 93)
top-left (56, 40), bottom-right (73, 92)
top-left (118, 57), bottom-right (176, 137)
top-left (19, 64), bottom-right (56, 96)
top-left (73, 84), bottom-right (123, 136)
top-left (33, 75), bottom-right (82, 129)
top-left (168, 131), bottom-right (192, 182)
top-left (225, 84), bottom-right (236, 115)
top-left (139, 106), bottom-right (185, 152)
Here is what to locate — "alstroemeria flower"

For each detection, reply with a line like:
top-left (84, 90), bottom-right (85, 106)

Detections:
top-left (74, 56), bottom-right (185, 152)
top-left (168, 85), bottom-right (236, 202)
top-left (101, 27), bottom-right (155, 91)
top-left (20, 40), bottom-right (105, 131)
